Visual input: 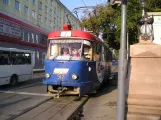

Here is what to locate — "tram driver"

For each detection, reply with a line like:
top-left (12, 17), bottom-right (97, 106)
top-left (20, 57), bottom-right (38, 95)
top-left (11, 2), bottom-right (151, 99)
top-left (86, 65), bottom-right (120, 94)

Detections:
top-left (62, 48), bottom-right (70, 56)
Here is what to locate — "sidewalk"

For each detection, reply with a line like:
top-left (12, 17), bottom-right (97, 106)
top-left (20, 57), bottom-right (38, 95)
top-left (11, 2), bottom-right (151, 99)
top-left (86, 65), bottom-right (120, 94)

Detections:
top-left (82, 64), bottom-right (118, 120)
top-left (33, 69), bottom-right (44, 73)
top-left (82, 86), bottom-right (117, 120)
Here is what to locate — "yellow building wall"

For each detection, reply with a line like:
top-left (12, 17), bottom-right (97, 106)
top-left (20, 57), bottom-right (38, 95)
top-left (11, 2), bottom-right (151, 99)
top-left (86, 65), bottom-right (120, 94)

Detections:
top-left (0, 0), bottom-right (81, 32)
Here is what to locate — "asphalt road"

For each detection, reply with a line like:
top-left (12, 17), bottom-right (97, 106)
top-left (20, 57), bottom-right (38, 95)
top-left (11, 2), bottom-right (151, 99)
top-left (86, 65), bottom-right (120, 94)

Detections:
top-left (0, 66), bottom-right (118, 120)
top-left (0, 73), bottom-right (51, 120)
top-left (0, 73), bottom-right (88, 120)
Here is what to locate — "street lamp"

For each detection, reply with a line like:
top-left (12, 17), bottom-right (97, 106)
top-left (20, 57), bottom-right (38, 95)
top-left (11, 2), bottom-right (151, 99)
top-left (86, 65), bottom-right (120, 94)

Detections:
top-left (140, 0), bottom-right (146, 17)
top-left (139, 0), bottom-right (154, 41)
top-left (140, 0), bottom-right (146, 8)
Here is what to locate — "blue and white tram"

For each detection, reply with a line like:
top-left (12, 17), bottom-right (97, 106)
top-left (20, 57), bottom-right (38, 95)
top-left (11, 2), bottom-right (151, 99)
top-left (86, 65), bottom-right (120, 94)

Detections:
top-left (43, 25), bottom-right (112, 97)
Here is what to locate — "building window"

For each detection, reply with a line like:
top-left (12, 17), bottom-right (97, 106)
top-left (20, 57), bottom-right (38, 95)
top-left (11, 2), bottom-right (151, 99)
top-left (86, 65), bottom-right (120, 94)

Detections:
top-left (49, 20), bottom-right (52, 26)
top-left (24, 6), bottom-right (28, 15)
top-left (39, 2), bottom-right (42, 9)
top-left (15, 1), bottom-right (20, 11)
top-left (37, 51), bottom-right (39, 59)
top-left (42, 53), bottom-right (46, 64)
top-left (54, 17), bottom-right (56, 24)
top-left (3, 0), bottom-right (9, 5)
top-left (54, 7), bottom-right (56, 13)
top-left (44, 17), bottom-right (47, 24)
top-left (51, 1), bottom-right (53, 7)
top-left (27, 32), bottom-right (30, 42)
top-left (60, 18), bottom-right (62, 24)
top-left (32, 10), bottom-right (36, 19)
top-left (21, 31), bottom-right (24, 41)
top-left (31, 33), bottom-right (34, 43)
top-left (45, 6), bottom-right (47, 13)
top-left (38, 14), bottom-right (42, 22)
top-left (50, 9), bottom-right (52, 16)
top-left (36, 35), bottom-right (38, 44)
top-left (32, 0), bottom-right (36, 5)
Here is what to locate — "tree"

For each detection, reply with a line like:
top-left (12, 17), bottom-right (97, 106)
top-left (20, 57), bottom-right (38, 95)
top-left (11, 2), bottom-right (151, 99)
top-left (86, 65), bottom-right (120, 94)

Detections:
top-left (146, 0), bottom-right (161, 12)
top-left (81, 0), bottom-right (161, 50)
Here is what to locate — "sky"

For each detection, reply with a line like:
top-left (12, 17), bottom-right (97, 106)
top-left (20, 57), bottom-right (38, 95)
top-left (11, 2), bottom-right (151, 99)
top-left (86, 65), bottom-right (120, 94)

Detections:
top-left (60, 0), bottom-right (107, 18)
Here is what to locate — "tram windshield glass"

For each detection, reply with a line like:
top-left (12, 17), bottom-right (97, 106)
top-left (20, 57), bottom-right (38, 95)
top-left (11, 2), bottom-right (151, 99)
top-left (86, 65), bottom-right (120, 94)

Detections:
top-left (48, 39), bottom-right (91, 61)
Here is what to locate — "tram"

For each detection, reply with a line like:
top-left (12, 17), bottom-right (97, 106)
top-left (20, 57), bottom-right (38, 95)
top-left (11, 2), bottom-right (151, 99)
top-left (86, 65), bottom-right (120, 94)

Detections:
top-left (43, 24), bottom-right (112, 97)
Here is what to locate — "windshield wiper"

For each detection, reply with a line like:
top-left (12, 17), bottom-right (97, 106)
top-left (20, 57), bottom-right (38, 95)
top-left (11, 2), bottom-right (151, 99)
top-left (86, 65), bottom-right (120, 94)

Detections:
top-left (52, 53), bottom-right (58, 60)
top-left (68, 55), bottom-right (73, 62)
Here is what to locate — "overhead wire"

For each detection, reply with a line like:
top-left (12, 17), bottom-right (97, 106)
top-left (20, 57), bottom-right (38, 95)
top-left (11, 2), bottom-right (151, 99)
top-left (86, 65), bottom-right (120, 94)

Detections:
top-left (80, 0), bottom-right (97, 34)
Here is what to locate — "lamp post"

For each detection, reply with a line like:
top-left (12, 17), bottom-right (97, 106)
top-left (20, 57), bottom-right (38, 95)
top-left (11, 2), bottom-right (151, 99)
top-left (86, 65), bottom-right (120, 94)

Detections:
top-left (140, 0), bottom-right (146, 9)
top-left (116, 0), bottom-right (127, 120)
top-left (139, 0), bottom-right (154, 41)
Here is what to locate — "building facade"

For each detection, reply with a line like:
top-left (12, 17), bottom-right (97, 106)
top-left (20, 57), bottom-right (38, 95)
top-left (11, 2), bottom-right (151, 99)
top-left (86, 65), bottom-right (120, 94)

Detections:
top-left (0, 0), bottom-right (81, 69)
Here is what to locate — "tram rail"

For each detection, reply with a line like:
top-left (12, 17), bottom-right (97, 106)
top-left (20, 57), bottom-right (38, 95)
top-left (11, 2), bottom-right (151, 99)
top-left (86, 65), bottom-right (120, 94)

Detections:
top-left (12, 95), bottom-right (88, 120)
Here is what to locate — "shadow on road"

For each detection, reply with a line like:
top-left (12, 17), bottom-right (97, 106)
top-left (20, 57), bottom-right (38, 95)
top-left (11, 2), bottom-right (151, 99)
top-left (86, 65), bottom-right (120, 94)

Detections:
top-left (89, 71), bottom-right (118, 98)
top-left (89, 86), bottom-right (117, 98)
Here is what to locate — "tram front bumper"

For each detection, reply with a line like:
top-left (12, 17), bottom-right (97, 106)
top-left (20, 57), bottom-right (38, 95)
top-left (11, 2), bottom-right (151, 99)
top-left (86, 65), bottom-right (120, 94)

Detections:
top-left (43, 79), bottom-right (91, 87)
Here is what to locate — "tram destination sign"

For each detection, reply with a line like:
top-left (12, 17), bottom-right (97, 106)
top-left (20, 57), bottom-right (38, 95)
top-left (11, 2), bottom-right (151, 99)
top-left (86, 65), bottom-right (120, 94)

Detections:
top-left (50, 39), bottom-right (83, 43)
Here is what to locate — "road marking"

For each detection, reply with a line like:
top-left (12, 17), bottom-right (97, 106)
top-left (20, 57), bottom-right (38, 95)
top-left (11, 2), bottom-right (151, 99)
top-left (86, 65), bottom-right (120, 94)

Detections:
top-left (0, 90), bottom-right (50, 97)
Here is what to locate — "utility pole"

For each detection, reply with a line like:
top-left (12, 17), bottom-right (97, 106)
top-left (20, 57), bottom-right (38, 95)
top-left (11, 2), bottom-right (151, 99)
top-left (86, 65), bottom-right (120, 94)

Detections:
top-left (108, 0), bottom-right (128, 120)
top-left (117, 0), bottom-right (128, 120)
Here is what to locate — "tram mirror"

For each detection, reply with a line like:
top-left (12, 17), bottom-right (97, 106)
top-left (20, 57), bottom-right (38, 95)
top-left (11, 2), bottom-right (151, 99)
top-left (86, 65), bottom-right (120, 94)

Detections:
top-left (83, 40), bottom-right (91, 46)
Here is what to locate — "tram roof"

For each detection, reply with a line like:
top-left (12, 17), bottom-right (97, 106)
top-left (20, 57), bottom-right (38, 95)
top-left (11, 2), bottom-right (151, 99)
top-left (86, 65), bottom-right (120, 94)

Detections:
top-left (48, 29), bottom-right (103, 43)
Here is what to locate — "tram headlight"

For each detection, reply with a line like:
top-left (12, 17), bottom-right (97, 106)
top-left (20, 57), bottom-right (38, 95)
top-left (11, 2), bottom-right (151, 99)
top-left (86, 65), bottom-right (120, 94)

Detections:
top-left (45, 73), bottom-right (50, 79)
top-left (89, 67), bottom-right (92, 72)
top-left (72, 74), bottom-right (78, 80)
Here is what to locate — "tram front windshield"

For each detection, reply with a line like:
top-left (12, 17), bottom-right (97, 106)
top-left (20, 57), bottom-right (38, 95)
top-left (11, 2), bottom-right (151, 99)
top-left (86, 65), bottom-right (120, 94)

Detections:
top-left (48, 39), bottom-right (90, 61)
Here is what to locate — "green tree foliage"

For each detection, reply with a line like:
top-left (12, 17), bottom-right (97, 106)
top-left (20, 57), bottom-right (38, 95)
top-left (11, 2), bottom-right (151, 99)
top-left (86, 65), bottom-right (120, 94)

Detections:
top-left (81, 0), bottom-right (161, 50)
top-left (146, 0), bottom-right (161, 12)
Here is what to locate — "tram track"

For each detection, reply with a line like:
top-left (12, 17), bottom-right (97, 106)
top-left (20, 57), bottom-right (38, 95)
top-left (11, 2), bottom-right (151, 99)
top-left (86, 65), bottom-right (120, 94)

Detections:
top-left (7, 97), bottom-right (52, 120)
top-left (0, 74), bottom-right (88, 120)
top-left (9, 69), bottom-right (117, 120)
top-left (67, 96), bottom-right (89, 120)
top-left (12, 95), bottom-right (89, 120)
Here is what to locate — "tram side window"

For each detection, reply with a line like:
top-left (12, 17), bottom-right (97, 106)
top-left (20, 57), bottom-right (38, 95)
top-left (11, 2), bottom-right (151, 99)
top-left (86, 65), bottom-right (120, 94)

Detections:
top-left (0, 50), bottom-right (10, 65)
top-left (94, 44), bottom-right (102, 61)
top-left (82, 44), bottom-right (92, 61)
top-left (102, 46), bottom-right (105, 62)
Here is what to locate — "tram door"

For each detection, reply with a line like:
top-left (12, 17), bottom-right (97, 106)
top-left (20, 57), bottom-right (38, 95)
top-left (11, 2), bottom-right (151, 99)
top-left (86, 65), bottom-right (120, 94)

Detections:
top-left (95, 43), bottom-right (105, 83)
